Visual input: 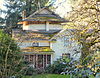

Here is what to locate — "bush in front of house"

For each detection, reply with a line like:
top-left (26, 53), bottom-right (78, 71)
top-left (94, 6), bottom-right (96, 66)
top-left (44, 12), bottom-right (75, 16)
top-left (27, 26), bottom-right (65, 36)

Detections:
top-left (45, 56), bottom-right (95, 77)
top-left (24, 66), bottom-right (36, 75)
top-left (0, 30), bottom-right (25, 78)
top-left (63, 55), bottom-right (96, 78)
top-left (45, 57), bottom-right (71, 74)
top-left (22, 64), bottom-right (45, 76)
top-left (66, 66), bottom-right (95, 78)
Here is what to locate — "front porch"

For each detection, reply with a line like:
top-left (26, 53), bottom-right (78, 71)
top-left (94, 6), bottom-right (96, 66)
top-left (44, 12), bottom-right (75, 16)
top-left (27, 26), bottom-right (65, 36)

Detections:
top-left (24, 54), bottom-right (53, 68)
top-left (20, 44), bottom-right (54, 68)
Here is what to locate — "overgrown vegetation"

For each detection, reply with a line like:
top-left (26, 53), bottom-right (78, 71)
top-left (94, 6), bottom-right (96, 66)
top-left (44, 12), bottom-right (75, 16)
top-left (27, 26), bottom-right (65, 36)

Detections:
top-left (45, 56), bottom-right (96, 78)
top-left (0, 30), bottom-right (24, 78)
top-left (45, 56), bottom-right (75, 74)
top-left (63, 0), bottom-right (100, 77)
top-left (65, 0), bottom-right (100, 58)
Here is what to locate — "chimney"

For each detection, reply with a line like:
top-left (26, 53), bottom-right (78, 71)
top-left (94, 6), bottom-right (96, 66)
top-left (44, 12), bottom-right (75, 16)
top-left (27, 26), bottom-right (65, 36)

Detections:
top-left (22, 10), bottom-right (26, 19)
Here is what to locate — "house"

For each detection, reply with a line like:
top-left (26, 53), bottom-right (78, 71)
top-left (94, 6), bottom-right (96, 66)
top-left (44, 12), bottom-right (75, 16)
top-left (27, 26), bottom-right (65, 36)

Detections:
top-left (50, 29), bottom-right (81, 61)
top-left (12, 7), bottom-right (80, 69)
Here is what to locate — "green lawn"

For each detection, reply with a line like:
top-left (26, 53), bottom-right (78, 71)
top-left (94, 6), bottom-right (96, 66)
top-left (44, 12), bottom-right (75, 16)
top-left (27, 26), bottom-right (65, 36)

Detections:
top-left (23, 74), bottom-right (95, 78)
top-left (23, 74), bottom-right (69, 78)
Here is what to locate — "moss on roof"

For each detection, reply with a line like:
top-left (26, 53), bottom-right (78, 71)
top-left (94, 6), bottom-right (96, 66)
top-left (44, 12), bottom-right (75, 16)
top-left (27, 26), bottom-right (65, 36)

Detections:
top-left (22, 46), bottom-right (54, 53)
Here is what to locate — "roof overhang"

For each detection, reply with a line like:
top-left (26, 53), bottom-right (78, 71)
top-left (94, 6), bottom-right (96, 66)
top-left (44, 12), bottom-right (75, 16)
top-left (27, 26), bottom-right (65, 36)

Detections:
top-left (22, 51), bottom-right (54, 54)
top-left (18, 7), bottom-right (69, 24)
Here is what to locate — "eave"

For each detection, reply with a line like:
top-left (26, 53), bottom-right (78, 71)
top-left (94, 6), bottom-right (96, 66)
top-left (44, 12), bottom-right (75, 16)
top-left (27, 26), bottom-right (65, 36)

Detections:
top-left (21, 46), bottom-right (54, 54)
top-left (22, 51), bottom-right (54, 54)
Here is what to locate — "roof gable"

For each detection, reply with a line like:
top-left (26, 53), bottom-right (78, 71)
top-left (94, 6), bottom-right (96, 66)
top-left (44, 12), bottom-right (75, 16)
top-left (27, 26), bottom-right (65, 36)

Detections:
top-left (28, 7), bottom-right (55, 18)
top-left (36, 8), bottom-right (52, 15)
top-left (23, 7), bottom-right (68, 23)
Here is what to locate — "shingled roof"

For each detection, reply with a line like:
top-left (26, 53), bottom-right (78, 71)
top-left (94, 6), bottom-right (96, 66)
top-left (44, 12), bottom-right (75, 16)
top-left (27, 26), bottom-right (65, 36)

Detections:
top-left (22, 7), bottom-right (68, 23)
top-left (22, 46), bottom-right (54, 54)
top-left (12, 29), bottom-right (57, 42)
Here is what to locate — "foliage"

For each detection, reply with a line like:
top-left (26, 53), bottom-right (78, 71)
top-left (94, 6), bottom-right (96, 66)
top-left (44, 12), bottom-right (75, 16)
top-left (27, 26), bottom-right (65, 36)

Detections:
top-left (23, 66), bottom-right (36, 76)
top-left (45, 56), bottom-right (95, 77)
top-left (22, 74), bottom-right (68, 78)
top-left (0, 30), bottom-right (24, 78)
top-left (90, 50), bottom-right (100, 75)
top-left (0, 17), bottom-right (5, 24)
top-left (63, 58), bottom-right (95, 78)
top-left (4, 0), bottom-right (22, 28)
top-left (65, 64), bottom-right (95, 78)
top-left (45, 57), bottom-right (71, 74)
top-left (65, 0), bottom-right (100, 59)
top-left (64, 1), bottom-right (100, 77)
top-left (72, 67), bottom-right (95, 78)
top-left (21, 0), bottom-right (49, 17)
top-left (1, 0), bottom-right (50, 33)
top-left (64, 51), bottom-right (100, 78)
top-left (23, 66), bottom-right (46, 76)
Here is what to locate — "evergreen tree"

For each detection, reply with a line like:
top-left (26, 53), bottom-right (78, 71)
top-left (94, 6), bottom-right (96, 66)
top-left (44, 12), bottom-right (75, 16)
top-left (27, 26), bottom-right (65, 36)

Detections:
top-left (4, 0), bottom-right (22, 29)
top-left (3, 0), bottom-right (49, 32)
top-left (21, 0), bottom-right (49, 17)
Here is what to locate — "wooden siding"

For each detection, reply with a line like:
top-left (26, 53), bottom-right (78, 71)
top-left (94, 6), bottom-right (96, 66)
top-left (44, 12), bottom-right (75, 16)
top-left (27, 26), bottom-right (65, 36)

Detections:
top-left (23, 24), bottom-right (62, 31)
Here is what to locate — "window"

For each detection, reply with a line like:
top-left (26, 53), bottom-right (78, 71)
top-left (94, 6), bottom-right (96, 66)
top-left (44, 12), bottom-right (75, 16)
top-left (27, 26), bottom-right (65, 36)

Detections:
top-left (24, 55), bottom-right (29, 61)
top-left (30, 55), bottom-right (34, 63)
top-left (32, 42), bottom-right (39, 46)
top-left (62, 53), bottom-right (70, 58)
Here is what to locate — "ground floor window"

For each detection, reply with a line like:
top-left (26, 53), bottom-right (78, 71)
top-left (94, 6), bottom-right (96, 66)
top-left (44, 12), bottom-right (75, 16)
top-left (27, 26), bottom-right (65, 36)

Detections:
top-left (24, 54), bottom-right (51, 68)
top-left (47, 55), bottom-right (51, 64)
top-left (62, 53), bottom-right (70, 58)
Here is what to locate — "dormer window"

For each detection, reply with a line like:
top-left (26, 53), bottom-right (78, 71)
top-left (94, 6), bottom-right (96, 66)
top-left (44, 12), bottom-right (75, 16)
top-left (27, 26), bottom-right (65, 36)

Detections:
top-left (32, 42), bottom-right (39, 46)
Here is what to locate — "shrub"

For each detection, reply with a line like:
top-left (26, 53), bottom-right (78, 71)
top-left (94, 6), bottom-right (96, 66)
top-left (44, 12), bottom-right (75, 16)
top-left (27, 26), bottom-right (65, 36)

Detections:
top-left (45, 57), bottom-right (71, 74)
top-left (0, 30), bottom-right (24, 78)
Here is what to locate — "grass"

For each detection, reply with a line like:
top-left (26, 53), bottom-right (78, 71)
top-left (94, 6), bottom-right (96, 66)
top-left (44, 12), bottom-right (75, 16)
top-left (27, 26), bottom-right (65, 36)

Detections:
top-left (23, 74), bottom-right (95, 78)
top-left (23, 74), bottom-right (69, 78)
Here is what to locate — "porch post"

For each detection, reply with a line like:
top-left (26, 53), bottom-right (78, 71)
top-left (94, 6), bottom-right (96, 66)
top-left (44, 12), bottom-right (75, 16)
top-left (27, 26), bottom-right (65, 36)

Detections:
top-left (46, 54), bottom-right (47, 67)
top-left (33, 55), bottom-right (35, 67)
top-left (43, 55), bottom-right (44, 68)
top-left (46, 22), bottom-right (49, 31)
top-left (51, 54), bottom-right (53, 64)
top-left (36, 54), bottom-right (38, 68)
top-left (29, 55), bottom-right (30, 62)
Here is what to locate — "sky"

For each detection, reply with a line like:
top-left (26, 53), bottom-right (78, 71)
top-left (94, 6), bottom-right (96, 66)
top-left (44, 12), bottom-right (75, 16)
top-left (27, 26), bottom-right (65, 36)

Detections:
top-left (0, 0), bottom-right (4, 8)
top-left (0, 0), bottom-right (6, 10)
top-left (0, 0), bottom-right (6, 18)
top-left (53, 0), bottom-right (72, 17)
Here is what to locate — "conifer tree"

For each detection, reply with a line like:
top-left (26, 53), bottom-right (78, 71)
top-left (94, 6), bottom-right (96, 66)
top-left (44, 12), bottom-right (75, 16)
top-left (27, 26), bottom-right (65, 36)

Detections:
top-left (3, 0), bottom-right (49, 31)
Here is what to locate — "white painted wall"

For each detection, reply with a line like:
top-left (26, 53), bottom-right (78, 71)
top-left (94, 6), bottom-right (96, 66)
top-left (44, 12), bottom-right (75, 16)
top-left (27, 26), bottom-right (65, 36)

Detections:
top-left (51, 38), bottom-right (65, 61)
top-left (49, 24), bottom-right (62, 30)
top-left (23, 24), bottom-right (62, 31)
top-left (46, 22), bottom-right (49, 31)
top-left (51, 31), bottom-right (81, 61)
top-left (18, 42), bottom-right (50, 49)
top-left (23, 24), bottom-right (45, 30)
top-left (39, 42), bottom-right (50, 46)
